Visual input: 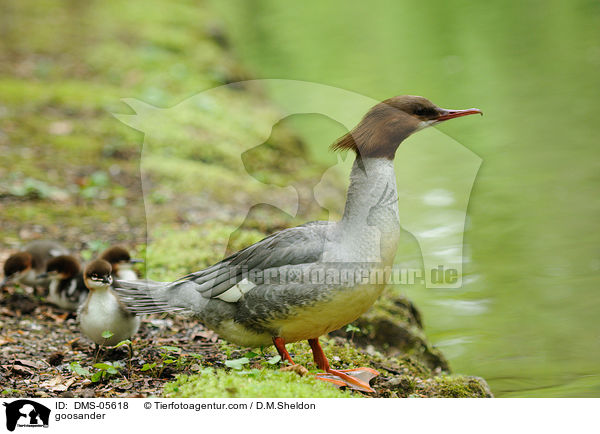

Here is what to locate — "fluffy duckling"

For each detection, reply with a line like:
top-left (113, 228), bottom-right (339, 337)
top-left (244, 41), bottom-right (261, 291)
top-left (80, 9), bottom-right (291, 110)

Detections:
top-left (2, 240), bottom-right (68, 289)
top-left (43, 255), bottom-right (88, 311)
top-left (99, 246), bottom-right (142, 282)
top-left (78, 259), bottom-right (140, 347)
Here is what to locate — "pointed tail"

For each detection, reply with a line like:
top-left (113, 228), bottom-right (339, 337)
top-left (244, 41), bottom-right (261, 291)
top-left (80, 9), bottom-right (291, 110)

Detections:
top-left (114, 280), bottom-right (188, 314)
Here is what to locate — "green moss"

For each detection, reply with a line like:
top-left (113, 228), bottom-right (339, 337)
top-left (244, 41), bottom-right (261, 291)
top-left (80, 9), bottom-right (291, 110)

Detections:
top-left (0, 79), bottom-right (119, 108)
top-left (2, 203), bottom-right (113, 227)
top-left (421, 375), bottom-right (493, 398)
top-left (141, 156), bottom-right (265, 203)
top-left (164, 368), bottom-right (352, 398)
top-left (161, 338), bottom-right (492, 398)
top-left (145, 224), bottom-right (265, 281)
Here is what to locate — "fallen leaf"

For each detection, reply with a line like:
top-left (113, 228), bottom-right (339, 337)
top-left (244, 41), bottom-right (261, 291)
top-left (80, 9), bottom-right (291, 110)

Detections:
top-left (0, 336), bottom-right (15, 345)
top-left (41, 376), bottom-right (76, 392)
top-left (3, 364), bottom-right (35, 376)
top-left (42, 310), bottom-right (69, 323)
top-left (14, 359), bottom-right (43, 369)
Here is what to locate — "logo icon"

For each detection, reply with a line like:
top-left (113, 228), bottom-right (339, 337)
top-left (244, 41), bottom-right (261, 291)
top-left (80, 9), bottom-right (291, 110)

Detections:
top-left (3, 400), bottom-right (50, 432)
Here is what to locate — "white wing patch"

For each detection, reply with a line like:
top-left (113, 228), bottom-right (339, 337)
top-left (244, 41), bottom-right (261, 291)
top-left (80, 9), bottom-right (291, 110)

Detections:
top-left (215, 278), bottom-right (256, 303)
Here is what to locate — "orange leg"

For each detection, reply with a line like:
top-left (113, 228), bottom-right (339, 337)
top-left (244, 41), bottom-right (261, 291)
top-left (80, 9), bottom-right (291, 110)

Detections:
top-left (308, 338), bottom-right (379, 393)
top-left (272, 337), bottom-right (295, 364)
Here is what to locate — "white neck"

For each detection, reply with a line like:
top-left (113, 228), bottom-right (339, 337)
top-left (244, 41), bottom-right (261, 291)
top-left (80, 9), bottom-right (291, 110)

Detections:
top-left (324, 156), bottom-right (400, 265)
top-left (340, 157), bottom-right (399, 229)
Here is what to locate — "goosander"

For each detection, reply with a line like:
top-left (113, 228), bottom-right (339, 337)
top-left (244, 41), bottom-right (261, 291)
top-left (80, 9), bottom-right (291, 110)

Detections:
top-left (115, 95), bottom-right (482, 392)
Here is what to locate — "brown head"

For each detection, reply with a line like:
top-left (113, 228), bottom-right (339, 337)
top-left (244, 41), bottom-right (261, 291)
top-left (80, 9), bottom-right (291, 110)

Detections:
top-left (100, 246), bottom-right (142, 271)
top-left (44, 255), bottom-right (81, 280)
top-left (331, 95), bottom-right (482, 159)
top-left (2, 252), bottom-right (33, 286)
top-left (84, 259), bottom-right (113, 289)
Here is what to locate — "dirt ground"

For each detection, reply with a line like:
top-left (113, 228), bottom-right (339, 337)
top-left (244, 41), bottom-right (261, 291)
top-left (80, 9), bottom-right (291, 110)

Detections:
top-left (0, 284), bottom-right (226, 398)
top-left (0, 284), bottom-right (493, 399)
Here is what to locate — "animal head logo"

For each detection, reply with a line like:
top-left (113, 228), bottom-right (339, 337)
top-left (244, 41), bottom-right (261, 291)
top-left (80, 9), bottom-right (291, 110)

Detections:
top-left (115, 80), bottom-right (481, 288)
top-left (3, 400), bottom-right (50, 431)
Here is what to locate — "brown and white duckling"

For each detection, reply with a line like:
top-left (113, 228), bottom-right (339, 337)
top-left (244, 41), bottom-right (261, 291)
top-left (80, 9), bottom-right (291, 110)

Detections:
top-left (43, 255), bottom-right (88, 311)
top-left (2, 240), bottom-right (69, 289)
top-left (99, 245), bottom-right (142, 282)
top-left (78, 259), bottom-right (140, 347)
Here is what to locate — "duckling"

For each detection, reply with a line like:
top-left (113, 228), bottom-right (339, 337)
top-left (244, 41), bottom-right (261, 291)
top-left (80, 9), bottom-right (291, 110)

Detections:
top-left (78, 259), bottom-right (140, 347)
top-left (99, 245), bottom-right (143, 282)
top-left (43, 255), bottom-right (88, 311)
top-left (2, 240), bottom-right (68, 289)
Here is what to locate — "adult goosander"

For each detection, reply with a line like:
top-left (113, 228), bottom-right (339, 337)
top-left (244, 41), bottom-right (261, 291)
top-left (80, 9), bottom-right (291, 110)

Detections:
top-left (115, 95), bottom-right (482, 392)
top-left (1, 240), bottom-right (69, 289)
top-left (78, 259), bottom-right (140, 347)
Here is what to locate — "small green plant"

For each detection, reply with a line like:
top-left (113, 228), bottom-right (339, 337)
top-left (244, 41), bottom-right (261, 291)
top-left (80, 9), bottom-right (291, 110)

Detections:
top-left (114, 339), bottom-right (134, 369)
top-left (345, 324), bottom-right (361, 341)
top-left (68, 362), bottom-right (91, 377)
top-left (140, 345), bottom-right (202, 377)
top-left (68, 360), bottom-right (123, 384)
top-left (1, 388), bottom-right (23, 396)
top-left (157, 345), bottom-right (181, 376)
top-left (224, 351), bottom-right (282, 372)
top-left (219, 341), bottom-right (236, 358)
top-left (91, 361), bottom-right (123, 383)
top-left (141, 362), bottom-right (158, 374)
top-left (266, 355), bottom-right (281, 365)
top-left (180, 353), bottom-right (203, 372)
top-left (224, 357), bottom-right (250, 370)
top-left (114, 339), bottom-right (132, 349)
top-left (90, 330), bottom-right (116, 362)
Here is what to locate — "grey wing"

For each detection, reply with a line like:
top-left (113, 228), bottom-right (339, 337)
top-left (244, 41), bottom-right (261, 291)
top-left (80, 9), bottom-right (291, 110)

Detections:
top-left (170, 221), bottom-right (334, 299)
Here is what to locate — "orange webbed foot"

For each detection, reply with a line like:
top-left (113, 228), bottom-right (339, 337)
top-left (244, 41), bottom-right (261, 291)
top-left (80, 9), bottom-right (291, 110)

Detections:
top-left (315, 367), bottom-right (379, 393)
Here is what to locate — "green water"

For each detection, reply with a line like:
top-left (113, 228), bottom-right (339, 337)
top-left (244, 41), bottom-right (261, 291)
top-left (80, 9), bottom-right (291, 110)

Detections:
top-left (213, 0), bottom-right (600, 397)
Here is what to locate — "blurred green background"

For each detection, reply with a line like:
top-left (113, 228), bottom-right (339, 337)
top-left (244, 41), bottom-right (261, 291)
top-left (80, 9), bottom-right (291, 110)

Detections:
top-left (212, 0), bottom-right (600, 397)
top-left (1, 0), bottom-right (599, 397)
